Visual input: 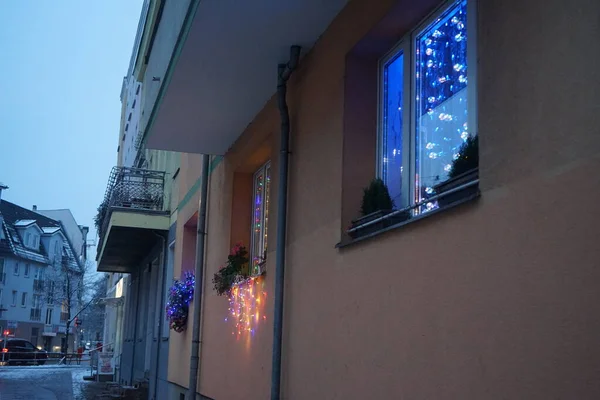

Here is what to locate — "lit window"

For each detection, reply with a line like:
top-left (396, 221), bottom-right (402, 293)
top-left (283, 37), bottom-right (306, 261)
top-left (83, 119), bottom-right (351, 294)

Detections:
top-left (379, 0), bottom-right (476, 212)
top-left (250, 161), bottom-right (271, 276)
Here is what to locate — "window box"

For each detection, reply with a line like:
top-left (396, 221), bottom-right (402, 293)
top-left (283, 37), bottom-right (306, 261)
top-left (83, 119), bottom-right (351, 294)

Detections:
top-left (433, 168), bottom-right (479, 208)
top-left (348, 209), bottom-right (411, 239)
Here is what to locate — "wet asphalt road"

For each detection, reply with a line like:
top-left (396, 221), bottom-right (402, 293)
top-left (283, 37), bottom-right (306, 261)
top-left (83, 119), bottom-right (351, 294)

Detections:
top-left (0, 365), bottom-right (96, 400)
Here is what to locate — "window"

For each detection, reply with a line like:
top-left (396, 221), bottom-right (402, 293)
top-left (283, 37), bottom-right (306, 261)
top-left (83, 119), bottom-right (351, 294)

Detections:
top-left (14, 262), bottom-right (19, 275)
top-left (25, 233), bottom-right (31, 247)
top-left (378, 0), bottom-right (476, 212)
top-left (54, 241), bottom-right (61, 258)
top-left (250, 161), bottom-right (271, 275)
top-left (21, 292), bottom-right (27, 307)
top-left (45, 308), bottom-right (53, 325)
top-left (0, 258), bottom-right (4, 275)
top-left (47, 281), bottom-right (55, 305)
top-left (24, 263), bottom-right (30, 277)
top-left (32, 294), bottom-right (42, 309)
top-left (11, 290), bottom-right (17, 306)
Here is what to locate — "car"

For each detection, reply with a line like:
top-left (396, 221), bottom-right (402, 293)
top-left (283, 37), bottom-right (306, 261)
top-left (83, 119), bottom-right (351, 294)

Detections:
top-left (0, 338), bottom-right (48, 365)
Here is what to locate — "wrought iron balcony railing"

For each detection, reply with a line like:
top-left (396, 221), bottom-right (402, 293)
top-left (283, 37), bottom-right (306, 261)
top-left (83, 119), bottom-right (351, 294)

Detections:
top-left (95, 167), bottom-right (167, 253)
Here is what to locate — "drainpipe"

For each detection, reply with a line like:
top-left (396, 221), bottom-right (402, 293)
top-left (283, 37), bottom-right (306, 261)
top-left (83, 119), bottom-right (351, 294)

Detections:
top-left (152, 232), bottom-right (167, 400)
top-left (187, 154), bottom-right (210, 400)
top-left (271, 45), bottom-right (301, 400)
top-left (129, 271), bottom-right (142, 384)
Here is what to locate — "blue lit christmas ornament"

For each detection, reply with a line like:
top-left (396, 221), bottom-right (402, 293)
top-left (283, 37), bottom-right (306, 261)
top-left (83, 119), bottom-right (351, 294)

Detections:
top-left (165, 271), bottom-right (195, 333)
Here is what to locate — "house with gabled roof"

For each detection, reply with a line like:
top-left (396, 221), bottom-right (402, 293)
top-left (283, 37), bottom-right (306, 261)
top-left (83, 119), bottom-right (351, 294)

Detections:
top-left (0, 189), bottom-right (85, 354)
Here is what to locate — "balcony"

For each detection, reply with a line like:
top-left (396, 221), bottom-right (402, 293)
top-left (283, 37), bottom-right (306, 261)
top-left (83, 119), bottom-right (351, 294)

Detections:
top-left (96, 167), bottom-right (170, 273)
top-left (33, 279), bottom-right (45, 292)
top-left (30, 308), bottom-right (42, 321)
top-left (143, 0), bottom-right (349, 155)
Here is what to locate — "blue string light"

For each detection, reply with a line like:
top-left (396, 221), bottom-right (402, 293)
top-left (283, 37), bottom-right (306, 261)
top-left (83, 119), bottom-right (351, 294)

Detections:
top-left (165, 271), bottom-right (195, 333)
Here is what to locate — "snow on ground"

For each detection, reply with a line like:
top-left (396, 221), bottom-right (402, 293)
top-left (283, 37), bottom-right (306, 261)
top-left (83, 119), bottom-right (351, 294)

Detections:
top-left (0, 365), bottom-right (104, 399)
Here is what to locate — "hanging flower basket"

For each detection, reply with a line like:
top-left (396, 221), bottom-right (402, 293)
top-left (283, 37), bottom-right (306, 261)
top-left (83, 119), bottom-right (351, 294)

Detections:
top-left (212, 243), bottom-right (250, 296)
top-left (165, 271), bottom-right (195, 333)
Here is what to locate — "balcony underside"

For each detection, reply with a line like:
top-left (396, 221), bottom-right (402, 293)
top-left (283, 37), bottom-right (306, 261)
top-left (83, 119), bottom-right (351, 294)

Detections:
top-left (146, 0), bottom-right (350, 155)
top-left (97, 209), bottom-right (170, 273)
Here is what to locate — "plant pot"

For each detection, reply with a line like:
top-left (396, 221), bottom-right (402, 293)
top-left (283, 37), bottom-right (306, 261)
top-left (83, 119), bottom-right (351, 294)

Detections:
top-left (348, 209), bottom-right (411, 239)
top-left (433, 168), bottom-right (479, 208)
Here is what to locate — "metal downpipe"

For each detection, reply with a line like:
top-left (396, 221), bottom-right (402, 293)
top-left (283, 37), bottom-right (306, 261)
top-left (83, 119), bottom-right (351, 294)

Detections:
top-left (271, 45), bottom-right (301, 400)
top-left (152, 232), bottom-right (167, 400)
top-left (187, 154), bottom-right (210, 400)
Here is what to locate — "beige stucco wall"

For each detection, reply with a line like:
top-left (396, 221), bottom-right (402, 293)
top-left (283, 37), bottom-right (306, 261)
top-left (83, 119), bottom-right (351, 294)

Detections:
top-left (168, 0), bottom-right (600, 398)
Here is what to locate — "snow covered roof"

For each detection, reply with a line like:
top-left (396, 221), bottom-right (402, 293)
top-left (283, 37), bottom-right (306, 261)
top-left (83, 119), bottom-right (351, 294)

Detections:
top-left (0, 200), bottom-right (83, 271)
top-left (14, 219), bottom-right (36, 227)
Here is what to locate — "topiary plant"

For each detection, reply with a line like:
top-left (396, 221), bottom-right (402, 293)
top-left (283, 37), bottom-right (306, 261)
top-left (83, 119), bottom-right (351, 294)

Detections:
top-left (448, 135), bottom-right (479, 179)
top-left (360, 178), bottom-right (394, 216)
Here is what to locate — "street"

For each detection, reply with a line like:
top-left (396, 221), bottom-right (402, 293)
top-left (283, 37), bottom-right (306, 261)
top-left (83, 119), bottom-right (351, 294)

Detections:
top-left (0, 365), bottom-right (103, 400)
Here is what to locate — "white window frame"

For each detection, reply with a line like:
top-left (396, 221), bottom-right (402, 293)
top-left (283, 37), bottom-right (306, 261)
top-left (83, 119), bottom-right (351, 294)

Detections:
top-left (249, 161), bottom-right (271, 276)
top-left (45, 308), bottom-right (53, 325)
top-left (377, 0), bottom-right (478, 210)
top-left (11, 290), bottom-right (17, 306)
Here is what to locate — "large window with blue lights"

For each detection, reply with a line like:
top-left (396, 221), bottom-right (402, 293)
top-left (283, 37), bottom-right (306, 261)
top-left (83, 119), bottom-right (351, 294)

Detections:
top-left (379, 0), bottom-right (476, 212)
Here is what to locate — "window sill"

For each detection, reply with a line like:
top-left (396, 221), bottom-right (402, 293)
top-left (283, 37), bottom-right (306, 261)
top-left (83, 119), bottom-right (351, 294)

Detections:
top-left (336, 190), bottom-right (480, 249)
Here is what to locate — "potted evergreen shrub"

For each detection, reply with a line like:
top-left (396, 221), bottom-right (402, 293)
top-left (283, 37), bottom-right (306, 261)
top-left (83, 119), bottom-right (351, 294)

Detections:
top-left (347, 178), bottom-right (410, 238)
top-left (434, 135), bottom-right (479, 207)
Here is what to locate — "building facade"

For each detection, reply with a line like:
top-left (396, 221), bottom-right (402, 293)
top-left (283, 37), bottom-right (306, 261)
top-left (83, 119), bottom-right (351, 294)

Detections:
top-left (105, 0), bottom-right (600, 399)
top-left (96, 1), bottom-right (180, 397)
top-left (0, 189), bottom-right (86, 354)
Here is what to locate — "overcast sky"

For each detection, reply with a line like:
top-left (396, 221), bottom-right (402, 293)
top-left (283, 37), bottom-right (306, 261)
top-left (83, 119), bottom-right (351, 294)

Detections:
top-left (0, 0), bottom-right (144, 260)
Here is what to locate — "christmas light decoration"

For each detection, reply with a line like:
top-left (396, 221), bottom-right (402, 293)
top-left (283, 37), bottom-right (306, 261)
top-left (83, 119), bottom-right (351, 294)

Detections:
top-left (225, 275), bottom-right (267, 338)
top-left (165, 271), bottom-right (195, 333)
top-left (381, 0), bottom-right (471, 210)
top-left (416, 0), bottom-right (469, 208)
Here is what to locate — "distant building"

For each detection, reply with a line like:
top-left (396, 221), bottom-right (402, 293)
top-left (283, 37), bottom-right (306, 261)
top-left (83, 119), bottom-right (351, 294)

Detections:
top-left (0, 187), bottom-right (84, 353)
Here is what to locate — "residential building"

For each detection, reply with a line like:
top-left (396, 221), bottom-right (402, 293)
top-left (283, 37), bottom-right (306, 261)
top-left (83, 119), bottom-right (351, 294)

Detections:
top-left (95, 0), bottom-right (179, 395)
top-left (0, 188), bottom-right (85, 354)
top-left (118, 0), bottom-right (600, 399)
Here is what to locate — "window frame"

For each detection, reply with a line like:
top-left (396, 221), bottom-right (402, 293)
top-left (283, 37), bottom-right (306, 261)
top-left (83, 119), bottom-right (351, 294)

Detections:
top-left (13, 262), bottom-right (19, 276)
top-left (249, 161), bottom-right (271, 276)
top-left (376, 0), bottom-right (478, 211)
top-left (21, 292), bottom-right (27, 307)
top-left (11, 290), bottom-right (17, 306)
top-left (24, 263), bottom-right (30, 277)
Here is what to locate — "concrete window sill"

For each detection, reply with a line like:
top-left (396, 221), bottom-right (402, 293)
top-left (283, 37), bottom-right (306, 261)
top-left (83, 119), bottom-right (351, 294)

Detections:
top-left (336, 191), bottom-right (480, 249)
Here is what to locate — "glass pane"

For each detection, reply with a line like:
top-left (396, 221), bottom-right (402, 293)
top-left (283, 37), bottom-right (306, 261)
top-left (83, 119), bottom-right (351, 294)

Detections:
top-left (415, 0), bottom-right (469, 211)
top-left (263, 163), bottom-right (271, 258)
top-left (381, 51), bottom-right (404, 206)
top-left (251, 169), bottom-right (265, 275)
